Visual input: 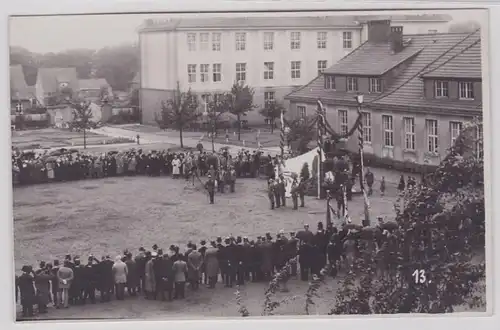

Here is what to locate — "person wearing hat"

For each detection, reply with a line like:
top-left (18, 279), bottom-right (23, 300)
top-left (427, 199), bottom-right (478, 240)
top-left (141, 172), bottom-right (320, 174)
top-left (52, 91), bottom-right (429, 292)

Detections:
top-left (134, 247), bottom-right (147, 293)
top-left (286, 232), bottom-right (299, 277)
top-left (277, 175), bottom-right (287, 207)
top-left (267, 178), bottom-right (276, 210)
top-left (99, 255), bottom-right (114, 303)
top-left (198, 241), bottom-right (208, 285)
top-left (228, 165), bottom-right (237, 193)
top-left (123, 252), bottom-right (139, 297)
top-left (187, 244), bottom-right (203, 290)
top-left (204, 242), bottom-right (220, 288)
top-left (34, 266), bottom-right (52, 314)
top-left (18, 265), bottom-right (36, 317)
top-left (172, 255), bottom-right (188, 299)
top-left (57, 260), bottom-right (74, 308)
top-left (204, 174), bottom-right (217, 204)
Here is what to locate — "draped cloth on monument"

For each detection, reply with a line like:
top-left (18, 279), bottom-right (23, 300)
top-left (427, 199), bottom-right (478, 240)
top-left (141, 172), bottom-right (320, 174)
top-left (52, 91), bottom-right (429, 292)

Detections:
top-left (275, 147), bottom-right (325, 198)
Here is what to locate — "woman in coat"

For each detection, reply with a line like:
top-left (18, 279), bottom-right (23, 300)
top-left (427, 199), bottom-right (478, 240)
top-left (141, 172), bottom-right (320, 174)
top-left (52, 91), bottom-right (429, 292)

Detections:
top-left (112, 256), bottom-right (128, 300)
top-left (144, 253), bottom-right (156, 299)
top-left (187, 245), bottom-right (203, 290)
top-left (204, 242), bottom-right (220, 288)
top-left (18, 266), bottom-right (36, 317)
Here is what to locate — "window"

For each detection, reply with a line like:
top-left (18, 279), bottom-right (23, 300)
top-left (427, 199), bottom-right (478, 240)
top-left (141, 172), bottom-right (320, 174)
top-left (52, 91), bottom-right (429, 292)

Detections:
top-left (187, 33), bottom-right (196, 51)
top-left (343, 31), bottom-right (352, 49)
top-left (291, 32), bottom-right (301, 50)
top-left (200, 33), bottom-right (209, 51)
top-left (450, 121), bottom-right (462, 146)
top-left (459, 81), bottom-right (474, 100)
top-left (426, 119), bottom-right (439, 153)
top-left (403, 117), bottom-right (415, 150)
top-left (235, 32), bottom-right (246, 51)
top-left (201, 93), bottom-right (211, 112)
top-left (324, 76), bottom-right (335, 89)
top-left (264, 32), bottom-right (274, 50)
top-left (291, 61), bottom-right (301, 79)
top-left (236, 63), bottom-right (246, 83)
top-left (435, 80), bottom-right (449, 98)
top-left (317, 60), bottom-right (327, 75)
top-left (298, 106), bottom-right (306, 118)
top-left (475, 123), bottom-right (483, 158)
top-left (264, 91), bottom-right (275, 106)
top-left (369, 78), bottom-right (382, 93)
top-left (346, 77), bottom-right (358, 92)
top-left (382, 115), bottom-right (394, 147)
top-left (212, 63), bottom-right (221, 82)
top-left (338, 110), bottom-right (348, 135)
top-left (317, 32), bottom-right (327, 49)
top-left (200, 64), bottom-right (209, 83)
top-left (212, 33), bottom-right (221, 51)
top-left (361, 112), bottom-right (372, 143)
top-left (187, 64), bottom-right (196, 83)
top-left (264, 62), bottom-right (274, 80)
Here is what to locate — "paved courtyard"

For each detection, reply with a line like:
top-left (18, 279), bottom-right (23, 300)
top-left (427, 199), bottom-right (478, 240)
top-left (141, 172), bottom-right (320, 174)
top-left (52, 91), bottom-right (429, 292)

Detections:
top-left (13, 174), bottom-right (401, 319)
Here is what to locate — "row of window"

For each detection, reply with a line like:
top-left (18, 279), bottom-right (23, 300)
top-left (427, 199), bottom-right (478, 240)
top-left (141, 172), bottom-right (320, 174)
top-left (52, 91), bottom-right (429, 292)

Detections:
top-left (186, 31), bottom-right (353, 52)
top-left (296, 107), bottom-right (481, 154)
top-left (435, 80), bottom-right (475, 100)
top-left (187, 60), bottom-right (329, 83)
top-left (324, 76), bottom-right (383, 93)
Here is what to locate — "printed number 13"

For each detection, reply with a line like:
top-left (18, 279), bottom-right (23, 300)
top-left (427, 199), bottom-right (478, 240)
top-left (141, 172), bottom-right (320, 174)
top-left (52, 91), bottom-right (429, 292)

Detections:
top-left (412, 269), bottom-right (426, 284)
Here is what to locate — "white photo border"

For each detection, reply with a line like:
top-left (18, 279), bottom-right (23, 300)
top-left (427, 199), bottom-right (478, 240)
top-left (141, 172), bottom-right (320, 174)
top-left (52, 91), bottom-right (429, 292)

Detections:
top-left (0, 1), bottom-right (497, 330)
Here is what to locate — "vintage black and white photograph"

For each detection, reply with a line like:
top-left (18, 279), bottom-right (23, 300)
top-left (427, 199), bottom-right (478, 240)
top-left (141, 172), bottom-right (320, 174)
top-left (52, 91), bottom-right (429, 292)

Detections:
top-left (9, 8), bottom-right (488, 320)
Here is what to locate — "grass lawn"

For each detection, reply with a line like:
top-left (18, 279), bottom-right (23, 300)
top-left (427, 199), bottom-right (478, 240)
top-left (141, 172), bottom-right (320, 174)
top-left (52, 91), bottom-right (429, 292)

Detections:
top-left (13, 176), bottom-right (485, 319)
top-left (11, 128), bottom-right (134, 149)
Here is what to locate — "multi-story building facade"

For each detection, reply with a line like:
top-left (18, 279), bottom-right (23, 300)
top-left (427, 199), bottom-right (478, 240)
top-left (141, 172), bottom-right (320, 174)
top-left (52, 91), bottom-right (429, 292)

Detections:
top-left (285, 20), bottom-right (482, 166)
top-left (137, 15), bottom-right (451, 125)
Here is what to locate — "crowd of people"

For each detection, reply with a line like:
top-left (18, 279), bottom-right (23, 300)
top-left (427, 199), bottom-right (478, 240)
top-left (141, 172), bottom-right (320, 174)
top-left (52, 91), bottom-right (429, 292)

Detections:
top-left (16, 218), bottom-right (400, 318)
top-left (12, 146), bottom-right (280, 189)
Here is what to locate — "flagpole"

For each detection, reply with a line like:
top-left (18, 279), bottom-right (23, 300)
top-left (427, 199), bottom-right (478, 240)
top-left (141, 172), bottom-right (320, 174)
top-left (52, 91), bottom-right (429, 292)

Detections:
top-left (316, 100), bottom-right (325, 200)
top-left (355, 94), bottom-right (370, 227)
top-left (280, 108), bottom-right (285, 159)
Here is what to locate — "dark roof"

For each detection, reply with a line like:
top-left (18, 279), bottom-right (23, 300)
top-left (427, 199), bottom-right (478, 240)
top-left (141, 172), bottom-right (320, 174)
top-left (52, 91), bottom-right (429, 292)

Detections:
top-left (139, 16), bottom-right (363, 32)
top-left (421, 39), bottom-right (481, 79)
top-left (323, 41), bottom-right (423, 76)
top-left (355, 14), bottom-right (452, 23)
top-left (10, 65), bottom-right (33, 100)
top-left (287, 31), bottom-right (482, 113)
top-left (78, 78), bottom-right (110, 90)
top-left (37, 68), bottom-right (78, 94)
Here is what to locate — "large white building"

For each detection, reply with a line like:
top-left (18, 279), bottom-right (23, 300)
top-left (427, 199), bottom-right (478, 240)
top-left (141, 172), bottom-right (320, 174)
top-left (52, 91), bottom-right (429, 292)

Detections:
top-left (138, 15), bottom-right (451, 125)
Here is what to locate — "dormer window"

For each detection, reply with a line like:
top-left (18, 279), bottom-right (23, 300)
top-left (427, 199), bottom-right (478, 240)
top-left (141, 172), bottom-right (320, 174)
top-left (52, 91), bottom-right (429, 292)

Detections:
top-left (59, 82), bottom-right (69, 89)
top-left (459, 81), bottom-right (474, 100)
top-left (435, 80), bottom-right (449, 98)
top-left (324, 76), bottom-right (335, 90)
top-left (346, 77), bottom-right (358, 92)
top-left (369, 78), bottom-right (382, 93)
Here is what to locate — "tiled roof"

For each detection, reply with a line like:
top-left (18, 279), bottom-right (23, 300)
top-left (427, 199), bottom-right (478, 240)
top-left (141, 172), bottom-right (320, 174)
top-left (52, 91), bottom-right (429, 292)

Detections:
top-left (10, 65), bottom-right (32, 100)
top-left (323, 41), bottom-right (423, 76)
top-left (139, 16), bottom-right (364, 32)
top-left (421, 39), bottom-right (481, 79)
top-left (354, 14), bottom-right (452, 23)
top-left (78, 78), bottom-right (109, 90)
top-left (287, 31), bottom-right (482, 114)
top-left (38, 67), bottom-right (79, 94)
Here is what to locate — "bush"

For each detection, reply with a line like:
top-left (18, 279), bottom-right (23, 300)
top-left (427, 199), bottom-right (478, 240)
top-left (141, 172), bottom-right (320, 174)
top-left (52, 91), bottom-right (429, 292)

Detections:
top-left (300, 162), bottom-right (310, 181)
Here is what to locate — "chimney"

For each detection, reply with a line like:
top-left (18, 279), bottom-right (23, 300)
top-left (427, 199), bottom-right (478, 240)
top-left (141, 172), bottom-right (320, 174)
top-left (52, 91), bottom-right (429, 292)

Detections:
top-left (389, 26), bottom-right (404, 53)
top-left (367, 20), bottom-right (391, 43)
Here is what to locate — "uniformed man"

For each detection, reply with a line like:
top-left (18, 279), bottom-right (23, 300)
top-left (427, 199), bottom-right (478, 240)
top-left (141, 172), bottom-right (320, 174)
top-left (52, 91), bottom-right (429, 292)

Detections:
top-left (278, 175), bottom-right (287, 207)
top-left (268, 179), bottom-right (276, 210)
top-left (229, 166), bottom-right (237, 193)
top-left (291, 178), bottom-right (299, 210)
top-left (298, 179), bottom-right (306, 208)
top-left (205, 175), bottom-right (216, 204)
top-left (273, 179), bottom-right (281, 208)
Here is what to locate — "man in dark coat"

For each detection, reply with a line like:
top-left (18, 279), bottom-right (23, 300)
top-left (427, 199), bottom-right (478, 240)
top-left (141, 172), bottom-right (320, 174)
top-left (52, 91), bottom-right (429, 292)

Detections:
top-left (225, 238), bottom-right (237, 288)
top-left (18, 266), bottom-right (35, 317)
top-left (134, 247), bottom-right (147, 293)
top-left (124, 253), bottom-right (139, 296)
top-left (298, 242), bottom-right (311, 281)
top-left (205, 175), bottom-right (216, 204)
top-left (278, 175), bottom-right (287, 207)
top-left (234, 236), bottom-right (245, 285)
top-left (72, 258), bottom-right (85, 305)
top-left (99, 256), bottom-right (114, 302)
top-left (153, 251), bottom-right (169, 301)
top-left (50, 260), bottom-right (60, 308)
top-left (274, 179), bottom-right (281, 208)
top-left (291, 178), bottom-right (299, 210)
top-left (268, 179), bottom-right (276, 209)
top-left (83, 256), bottom-right (99, 304)
top-left (364, 168), bottom-right (374, 196)
top-left (286, 232), bottom-right (299, 276)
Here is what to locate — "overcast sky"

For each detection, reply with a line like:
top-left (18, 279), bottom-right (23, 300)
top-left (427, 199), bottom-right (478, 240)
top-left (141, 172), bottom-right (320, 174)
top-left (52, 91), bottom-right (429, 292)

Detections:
top-left (9, 9), bottom-right (485, 54)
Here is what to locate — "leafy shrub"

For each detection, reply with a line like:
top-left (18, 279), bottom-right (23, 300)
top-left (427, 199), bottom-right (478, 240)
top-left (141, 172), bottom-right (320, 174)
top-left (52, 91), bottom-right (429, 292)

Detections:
top-left (300, 162), bottom-right (310, 181)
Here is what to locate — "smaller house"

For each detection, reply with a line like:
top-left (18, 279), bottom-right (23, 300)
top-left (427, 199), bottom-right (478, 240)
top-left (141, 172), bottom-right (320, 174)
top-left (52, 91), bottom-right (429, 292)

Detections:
top-left (10, 65), bottom-right (36, 112)
top-left (78, 78), bottom-right (113, 102)
top-left (35, 67), bottom-right (79, 106)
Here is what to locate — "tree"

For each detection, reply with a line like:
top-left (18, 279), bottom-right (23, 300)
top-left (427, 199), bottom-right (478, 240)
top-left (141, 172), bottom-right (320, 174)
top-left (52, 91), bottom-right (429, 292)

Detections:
top-left (69, 101), bottom-right (93, 149)
top-left (155, 82), bottom-right (200, 148)
top-left (207, 93), bottom-right (231, 152)
top-left (286, 116), bottom-right (317, 154)
top-left (300, 162), bottom-right (310, 181)
top-left (258, 101), bottom-right (286, 134)
top-left (93, 44), bottom-right (139, 91)
top-left (331, 121), bottom-right (485, 314)
top-left (228, 82), bottom-right (256, 141)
